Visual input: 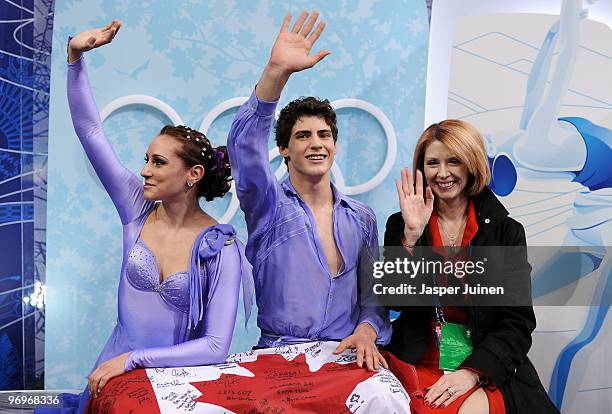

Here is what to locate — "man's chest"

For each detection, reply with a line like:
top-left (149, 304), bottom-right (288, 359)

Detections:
top-left (311, 209), bottom-right (343, 277)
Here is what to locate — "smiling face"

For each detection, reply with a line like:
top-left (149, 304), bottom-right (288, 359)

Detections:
top-left (423, 140), bottom-right (470, 203)
top-left (280, 115), bottom-right (337, 181)
top-left (140, 134), bottom-right (195, 201)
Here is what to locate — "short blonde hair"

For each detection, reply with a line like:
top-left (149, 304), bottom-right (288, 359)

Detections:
top-left (413, 119), bottom-right (491, 197)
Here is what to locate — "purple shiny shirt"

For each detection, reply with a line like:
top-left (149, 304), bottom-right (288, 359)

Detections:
top-left (67, 56), bottom-right (253, 381)
top-left (227, 91), bottom-right (391, 347)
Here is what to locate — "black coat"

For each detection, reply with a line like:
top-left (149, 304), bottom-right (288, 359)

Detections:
top-left (383, 187), bottom-right (560, 414)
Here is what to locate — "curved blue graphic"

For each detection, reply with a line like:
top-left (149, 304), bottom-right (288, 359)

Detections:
top-left (561, 117), bottom-right (612, 192)
top-left (487, 153), bottom-right (517, 196)
top-left (548, 267), bottom-right (610, 406)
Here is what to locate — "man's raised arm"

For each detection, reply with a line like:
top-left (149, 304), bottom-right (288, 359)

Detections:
top-left (227, 11), bottom-right (330, 234)
top-left (256, 11), bottom-right (330, 101)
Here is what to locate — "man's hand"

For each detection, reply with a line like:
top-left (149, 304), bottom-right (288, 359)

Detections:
top-left (333, 323), bottom-right (388, 371)
top-left (269, 10), bottom-right (330, 74)
top-left (88, 352), bottom-right (130, 398)
top-left (256, 10), bottom-right (331, 101)
top-left (68, 20), bottom-right (122, 63)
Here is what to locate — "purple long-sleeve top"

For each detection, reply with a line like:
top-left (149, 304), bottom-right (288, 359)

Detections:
top-left (227, 90), bottom-right (391, 347)
top-left (66, 56), bottom-right (253, 383)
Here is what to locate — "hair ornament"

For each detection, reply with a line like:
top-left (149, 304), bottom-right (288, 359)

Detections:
top-left (210, 149), bottom-right (225, 172)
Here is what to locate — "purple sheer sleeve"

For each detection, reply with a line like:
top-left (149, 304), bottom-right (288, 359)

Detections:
top-left (356, 211), bottom-right (392, 345)
top-left (124, 240), bottom-right (243, 369)
top-left (227, 90), bottom-right (279, 235)
top-left (67, 55), bottom-right (150, 224)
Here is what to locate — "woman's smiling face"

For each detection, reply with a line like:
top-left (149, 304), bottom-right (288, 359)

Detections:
top-left (423, 140), bottom-right (469, 203)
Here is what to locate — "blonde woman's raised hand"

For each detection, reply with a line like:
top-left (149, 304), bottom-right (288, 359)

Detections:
top-left (395, 168), bottom-right (434, 247)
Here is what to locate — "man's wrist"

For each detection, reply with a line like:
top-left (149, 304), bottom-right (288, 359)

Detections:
top-left (264, 62), bottom-right (292, 79)
top-left (255, 63), bottom-right (291, 102)
top-left (355, 322), bottom-right (377, 341)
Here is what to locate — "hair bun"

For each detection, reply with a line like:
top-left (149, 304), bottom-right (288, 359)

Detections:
top-left (200, 145), bottom-right (232, 201)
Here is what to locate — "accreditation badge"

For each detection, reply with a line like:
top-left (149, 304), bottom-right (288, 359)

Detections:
top-left (438, 322), bottom-right (473, 372)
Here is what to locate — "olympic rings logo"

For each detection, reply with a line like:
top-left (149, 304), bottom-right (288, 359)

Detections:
top-left (100, 95), bottom-right (397, 223)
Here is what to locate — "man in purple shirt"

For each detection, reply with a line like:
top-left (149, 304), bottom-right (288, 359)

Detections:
top-left (228, 11), bottom-right (391, 370)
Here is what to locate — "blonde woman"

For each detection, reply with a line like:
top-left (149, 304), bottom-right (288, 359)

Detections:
top-left (385, 120), bottom-right (558, 414)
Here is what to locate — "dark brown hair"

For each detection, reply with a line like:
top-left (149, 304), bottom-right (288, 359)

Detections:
top-left (159, 125), bottom-right (231, 201)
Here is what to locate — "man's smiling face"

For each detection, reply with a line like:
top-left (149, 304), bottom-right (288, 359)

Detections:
top-left (280, 115), bottom-right (337, 181)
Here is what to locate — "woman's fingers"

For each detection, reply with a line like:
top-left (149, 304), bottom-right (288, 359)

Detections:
top-left (440, 391), bottom-right (460, 409)
top-left (109, 20), bottom-right (122, 39)
top-left (431, 389), bottom-right (451, 408)
top-left (395, 179), bottom-right (405, 200)
top-left (88, 367), bottom-right (103, 397)
top-left (400, 169), bottom-right (410, 196)
top-left (405, 168), bottom-right (414, 196)
top-left (415, 169), bottom-right (424, 197)
top-left (425, 186), bottom-right (434, 209)
top-left (424, 376), bottom-right (446, 402)
top-left (102, 21), bottom-right (114, 32)
top-left (97, 374), bottom-right (111, 394)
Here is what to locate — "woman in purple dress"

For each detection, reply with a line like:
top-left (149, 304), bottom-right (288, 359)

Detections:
top-left (63, 20), bottom-right (253, 413)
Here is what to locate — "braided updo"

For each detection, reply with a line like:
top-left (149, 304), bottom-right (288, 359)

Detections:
top-left (159, 125), bottom-right (232, 201)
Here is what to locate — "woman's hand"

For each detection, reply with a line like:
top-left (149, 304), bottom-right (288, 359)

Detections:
top-left (88, 351), bottom-right (131, 398)
top-left (68, 20), bottom-right (122, 63)
top-left (395, 168), bottom-right (434, 246)
top-left (424, 368), bottom-right (480, 408)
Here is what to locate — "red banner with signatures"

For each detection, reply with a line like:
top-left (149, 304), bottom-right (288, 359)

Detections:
top-left (88, 341), bottom-right (423, 413)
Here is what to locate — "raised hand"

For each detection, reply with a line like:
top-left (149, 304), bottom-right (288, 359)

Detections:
top-left (395, 168), bottom-right (434, 247)
top-left (269, 11), bottom-right (330, 74)
top-left (68, 20), bottom-right (122, 63)
top-left (256, 11), bottom-right (330, 101)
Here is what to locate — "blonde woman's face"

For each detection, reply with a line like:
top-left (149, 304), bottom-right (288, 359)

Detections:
top-left (423, 140), bottom-right (469, 203)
